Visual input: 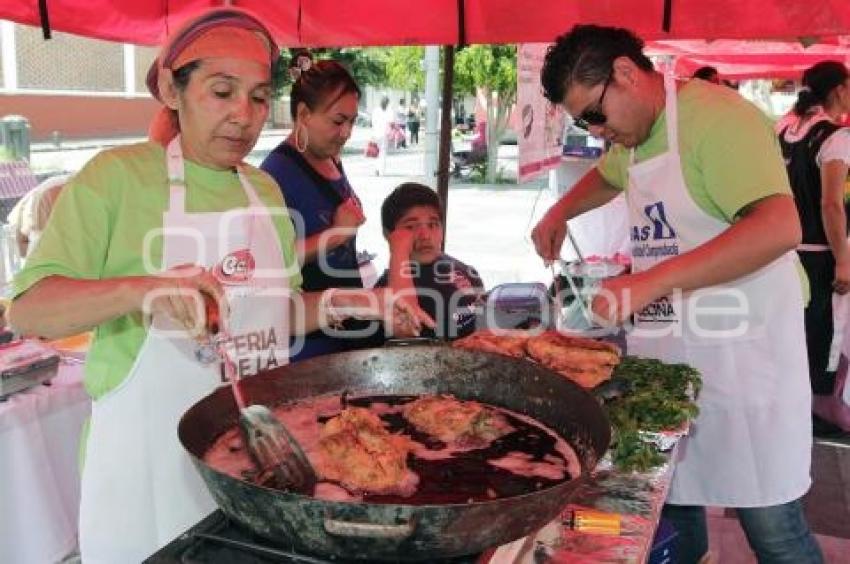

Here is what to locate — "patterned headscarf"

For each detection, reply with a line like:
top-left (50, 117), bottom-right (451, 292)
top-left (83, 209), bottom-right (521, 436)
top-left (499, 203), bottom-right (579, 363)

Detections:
top-left (146, 8), bottom-right (279, 145)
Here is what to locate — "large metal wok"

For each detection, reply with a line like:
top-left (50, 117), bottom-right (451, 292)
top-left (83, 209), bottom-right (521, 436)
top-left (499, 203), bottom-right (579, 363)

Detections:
top-left (178, 344), bottom-right (611, 561)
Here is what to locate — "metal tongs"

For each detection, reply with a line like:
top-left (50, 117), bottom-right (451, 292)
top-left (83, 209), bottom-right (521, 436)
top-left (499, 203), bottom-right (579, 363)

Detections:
top-left (556, 227), bottom-right (595, 326)
top-left (201, 296), bottom-right (317, 494)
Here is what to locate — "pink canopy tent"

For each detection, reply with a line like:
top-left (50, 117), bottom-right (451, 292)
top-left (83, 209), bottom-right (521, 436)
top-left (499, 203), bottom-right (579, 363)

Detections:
top-left (649, 39), bottom-right (850, 80)
top-left (4, 0), bottom-right (850, 222)
top-left (3, 1), bottom-right (850, 48)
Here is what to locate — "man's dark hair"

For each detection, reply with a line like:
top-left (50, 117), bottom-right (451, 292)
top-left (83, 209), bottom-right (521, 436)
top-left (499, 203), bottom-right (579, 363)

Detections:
top-left (541, 25), bottom-right (653, 105)
top-left (693, 66), bottom-right (719, 82)
top-left (381, 183), bottom-right (443, 233)
top-left (289, 60), bottom-right (361, 121)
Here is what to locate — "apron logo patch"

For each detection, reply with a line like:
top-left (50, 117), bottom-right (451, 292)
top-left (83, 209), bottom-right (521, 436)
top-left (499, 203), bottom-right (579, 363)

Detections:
top-left (644, 201), bottom-right (676, 240)
top-left (215, 249), bottom-right (256, 284)
top-left (631, 201), bottom-right (680, 258)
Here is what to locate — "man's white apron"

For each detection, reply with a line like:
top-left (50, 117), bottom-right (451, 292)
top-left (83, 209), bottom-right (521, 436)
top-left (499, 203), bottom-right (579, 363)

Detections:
top-left (625, 75), bottom-right (811, 507)
top-left (79, 137), bottom-right (291, 562)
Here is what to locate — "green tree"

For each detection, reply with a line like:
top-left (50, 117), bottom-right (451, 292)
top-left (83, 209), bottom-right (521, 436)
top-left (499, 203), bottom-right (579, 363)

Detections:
top-left (385, 46), bottom-right (425, 93)
top-left (454, 45), bottom-right (517, 183)
top-left (273, 47), bottom-right (388, 98)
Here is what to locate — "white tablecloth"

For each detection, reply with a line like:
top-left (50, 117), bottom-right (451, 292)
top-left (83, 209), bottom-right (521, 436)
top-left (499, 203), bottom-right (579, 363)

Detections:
top-left (0, 361), bottom-right (90, 564)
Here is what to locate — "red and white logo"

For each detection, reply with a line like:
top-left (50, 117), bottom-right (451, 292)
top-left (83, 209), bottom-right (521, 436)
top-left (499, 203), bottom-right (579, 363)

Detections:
top-left (214, 248), bottom-right (255, 284)
top-left (449, 268), bottom-right (472, 290)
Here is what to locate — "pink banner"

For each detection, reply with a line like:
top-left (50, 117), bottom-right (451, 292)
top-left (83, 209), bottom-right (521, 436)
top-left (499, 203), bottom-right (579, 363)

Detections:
top-left (517, 44), bottom-right (565, 183)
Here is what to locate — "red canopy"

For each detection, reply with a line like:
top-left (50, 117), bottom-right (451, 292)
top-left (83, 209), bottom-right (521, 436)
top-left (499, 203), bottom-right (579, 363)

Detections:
top-left (649, 39), bottom-right (850, 79)
top-left (3, 1), bottom-right (850, 47)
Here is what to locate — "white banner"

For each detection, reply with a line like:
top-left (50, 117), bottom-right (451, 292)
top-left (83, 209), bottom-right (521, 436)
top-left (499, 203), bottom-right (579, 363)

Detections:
top-left (517, 43), bottom-right (565, 183)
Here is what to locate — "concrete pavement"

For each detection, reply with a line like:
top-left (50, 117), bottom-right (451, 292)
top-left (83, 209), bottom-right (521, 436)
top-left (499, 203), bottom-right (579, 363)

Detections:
top-left (28, 126), bottom-right (555, 289)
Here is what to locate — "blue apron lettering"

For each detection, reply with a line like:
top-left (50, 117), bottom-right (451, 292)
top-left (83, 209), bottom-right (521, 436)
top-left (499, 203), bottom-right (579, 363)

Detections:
top-left (631, 224), bottom-right (652, 241)
top-left (637, 296), bottom-right (676, 320)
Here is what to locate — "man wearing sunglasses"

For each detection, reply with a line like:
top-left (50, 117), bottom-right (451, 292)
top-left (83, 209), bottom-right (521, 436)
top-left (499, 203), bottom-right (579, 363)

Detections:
top-left (531, 25), bottom-right (822, 564)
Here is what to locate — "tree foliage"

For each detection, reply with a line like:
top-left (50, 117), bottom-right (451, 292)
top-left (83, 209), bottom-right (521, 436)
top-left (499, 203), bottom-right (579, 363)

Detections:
top-left (454, 45), bottom-right (517, 183)
top-left (273, 47), bottom-right (388, 97)
top-left (385, 46), bottom-right (426, 92)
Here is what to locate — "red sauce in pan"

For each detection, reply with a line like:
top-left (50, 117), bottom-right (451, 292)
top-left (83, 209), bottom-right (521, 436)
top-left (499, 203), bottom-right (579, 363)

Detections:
top-left (203, 394), bottom-right (581, 504)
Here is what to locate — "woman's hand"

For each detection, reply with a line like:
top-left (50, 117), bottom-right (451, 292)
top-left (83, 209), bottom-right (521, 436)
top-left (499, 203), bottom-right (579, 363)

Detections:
top-left (386, 292), bottom-right (429, 338)
top-left (835, 260), bottom-right (850, 295)
top-left (317, 198), bottom-right (366, 253)
top-left (145, 265), bottom-right (227, 340)
top-left (380, 288), bottom-right (435, 337)
top-left (321, 287), bottom-right (435, 337)
top-left (333, 197), bottom-right (366, 230)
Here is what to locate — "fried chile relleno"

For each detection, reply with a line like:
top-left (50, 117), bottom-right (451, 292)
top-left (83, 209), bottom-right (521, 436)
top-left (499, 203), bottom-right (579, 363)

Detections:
top-left (454, 330), bottom-right (622, 389)
top-left (525, 332), bottom-right (621, 389)
top-left (402, 395), bottom-right (514, 447)
top-left (317, 399), bottom-right (513, 492)
top-left (317, 407), bottom-right (417, 495)
top-left (452, 330), bottom-right (529, 358)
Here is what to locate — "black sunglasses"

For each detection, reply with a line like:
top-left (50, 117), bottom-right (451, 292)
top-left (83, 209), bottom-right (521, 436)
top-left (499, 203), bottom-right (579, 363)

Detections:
top-left (573, 71), bottom-right (613, 131)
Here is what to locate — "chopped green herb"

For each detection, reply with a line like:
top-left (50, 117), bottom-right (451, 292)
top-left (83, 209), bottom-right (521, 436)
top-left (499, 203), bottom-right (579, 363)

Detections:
top-left (603, 356), bottom-right (702, 472)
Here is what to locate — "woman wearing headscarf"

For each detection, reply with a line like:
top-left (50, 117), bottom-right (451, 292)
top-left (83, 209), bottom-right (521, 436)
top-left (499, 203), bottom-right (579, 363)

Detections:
top-left (9, 8), bottom-right (430, 562)
top-left (261, 56), bottom-right (383, 361)
top-left (779, 61), bottom-right (850, 435)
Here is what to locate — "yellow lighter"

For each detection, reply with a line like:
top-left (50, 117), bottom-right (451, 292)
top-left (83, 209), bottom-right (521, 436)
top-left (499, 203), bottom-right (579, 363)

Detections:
top-left (567, 509), bottom-right (622, 535)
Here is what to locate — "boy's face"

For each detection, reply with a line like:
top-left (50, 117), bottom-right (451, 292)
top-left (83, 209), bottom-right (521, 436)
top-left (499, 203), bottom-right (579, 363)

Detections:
top-left (395, 205), bottom-right (443, 264)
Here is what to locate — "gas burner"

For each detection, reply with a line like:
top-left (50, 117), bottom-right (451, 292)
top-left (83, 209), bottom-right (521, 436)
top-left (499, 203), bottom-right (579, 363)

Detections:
top-left (146, 510), bottom-right (487, 563)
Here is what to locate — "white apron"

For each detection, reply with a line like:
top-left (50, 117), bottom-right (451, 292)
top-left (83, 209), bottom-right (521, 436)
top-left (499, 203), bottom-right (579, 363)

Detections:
top-left (625, 75), bottom-right (812, 507)
top-left (79, 137), bottom-right (291, 563)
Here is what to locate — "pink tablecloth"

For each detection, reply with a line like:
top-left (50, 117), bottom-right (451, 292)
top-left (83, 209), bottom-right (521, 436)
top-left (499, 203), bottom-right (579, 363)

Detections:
top-left (0, 361), bottom-right (90, 564)
top-left (489, 448), bottom-right (679, 564)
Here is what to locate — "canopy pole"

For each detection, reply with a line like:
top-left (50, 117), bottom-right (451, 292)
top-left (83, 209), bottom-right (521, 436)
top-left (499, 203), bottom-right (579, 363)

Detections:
top-left (437, 45), bottom-right (455, 249)
top-left (436, 0), bottom-right (467, 248)
top-left (38, 0), bottom-right (51, 40)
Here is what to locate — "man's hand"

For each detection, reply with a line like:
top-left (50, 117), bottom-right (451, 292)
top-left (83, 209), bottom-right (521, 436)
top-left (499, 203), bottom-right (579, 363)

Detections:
top-left (590, 271), bottom-right (663, 326)
top-left (531, 210), bottom-right (567, 265)
top-left (387, 228), bottom-right (415, 258)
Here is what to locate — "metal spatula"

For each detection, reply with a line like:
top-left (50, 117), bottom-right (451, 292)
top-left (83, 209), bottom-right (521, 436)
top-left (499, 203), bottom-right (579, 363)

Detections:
top-left (237, 400), bottom-right (317, 493)
top-left (215, 344), bottom-right (317, 494)
top-left (201, 296), bottom-right (317, 494)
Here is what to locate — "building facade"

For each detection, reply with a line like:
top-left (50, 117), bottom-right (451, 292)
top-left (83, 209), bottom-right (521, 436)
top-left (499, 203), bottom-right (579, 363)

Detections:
top-left (0, 21), bottom-right (290, 142)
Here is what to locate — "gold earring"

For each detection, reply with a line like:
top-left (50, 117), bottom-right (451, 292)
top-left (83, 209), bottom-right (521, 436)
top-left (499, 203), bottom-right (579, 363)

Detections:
top-left (295, 124), bottom-right (309, 153)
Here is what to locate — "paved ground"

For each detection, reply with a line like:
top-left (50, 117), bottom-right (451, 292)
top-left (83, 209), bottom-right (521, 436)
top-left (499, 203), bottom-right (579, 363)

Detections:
top-left (29, 128), bottom-right (556, 289)
top-left (708, 439), bottom-right (850, 563)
